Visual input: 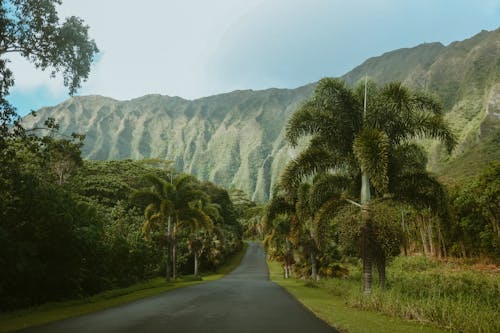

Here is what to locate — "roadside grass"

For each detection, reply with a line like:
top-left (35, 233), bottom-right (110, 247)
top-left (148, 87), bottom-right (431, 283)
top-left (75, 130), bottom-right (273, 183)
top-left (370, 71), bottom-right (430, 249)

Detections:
top-left (267, 259), bottom-right (447, 333)
top-left (0, 243), bottom-right (247, 333)
top-left (345, 256), bottom-right (500, 333)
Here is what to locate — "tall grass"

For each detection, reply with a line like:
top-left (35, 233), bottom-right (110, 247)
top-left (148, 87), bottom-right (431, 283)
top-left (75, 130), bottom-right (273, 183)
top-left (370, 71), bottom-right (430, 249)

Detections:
top-left (317, 256), bottom-right (500, 333)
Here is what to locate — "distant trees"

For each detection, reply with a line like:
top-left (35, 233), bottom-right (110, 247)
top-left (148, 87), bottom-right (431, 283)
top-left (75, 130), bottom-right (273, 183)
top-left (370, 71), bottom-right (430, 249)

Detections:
top-left (451, 162), bottom-right (500, 257)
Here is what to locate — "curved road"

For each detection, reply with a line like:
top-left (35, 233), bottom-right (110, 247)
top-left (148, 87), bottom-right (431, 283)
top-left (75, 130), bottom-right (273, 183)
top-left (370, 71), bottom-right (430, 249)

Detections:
top-left (21, 242), bottom-right (336, 333)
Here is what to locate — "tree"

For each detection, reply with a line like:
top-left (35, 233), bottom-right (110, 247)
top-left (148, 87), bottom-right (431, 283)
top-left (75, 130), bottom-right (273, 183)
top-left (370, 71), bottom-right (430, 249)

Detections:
top-left (451, 162), bottom-right (500, 257)
top-left (182, 200), bottom-right (218, 278)
top-left (282, 78), bottom-right (455, 292)
top-left (0, 0), bottom-right (98, 141)
top-left (131, 175), bottom-right (175, 282)
top-left (263, 192), bottom-right (295, 278)
top-left (131, 174), bottom-right (213, 281)
top-left (44, 135), bottom-right (84, 185)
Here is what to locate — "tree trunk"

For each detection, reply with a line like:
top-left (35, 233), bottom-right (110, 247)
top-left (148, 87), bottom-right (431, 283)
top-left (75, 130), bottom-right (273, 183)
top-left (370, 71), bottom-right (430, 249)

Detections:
top-left (418, 215), bottom-right (428, 256)
top-left (362, 222), bottom-right (372, 294)
top-left (310, 249), bottom-right (318, 281)
top-left (194, 252), bottom-right (199, 278)
top-left (361, 171), bottom-right (372, 294)
top-left (376, 255), bottom-right (386, 288)
top-left (172, 224), bottom-right (177, 280)
top-left (166, 216), bottom-right (172, 282)
top-left (437, 226), bottom-right (445, 259)
top-left (460, 240), bottom-right (467, 259)
top-left (438, 226), bottom-right (447, 258)
top-left (401, 210), bottom-right (408, 256)
top-left (285, 239), bottom-right (291, 279)
top-left (427, 217), bottom-right (435, 256)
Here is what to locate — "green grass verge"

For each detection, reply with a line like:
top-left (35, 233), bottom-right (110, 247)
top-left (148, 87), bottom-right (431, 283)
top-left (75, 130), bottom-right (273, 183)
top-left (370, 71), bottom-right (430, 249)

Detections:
top-left (267, 260), bottom-right (447, 333)
top-left (0, 243), bottom-right (247, 333)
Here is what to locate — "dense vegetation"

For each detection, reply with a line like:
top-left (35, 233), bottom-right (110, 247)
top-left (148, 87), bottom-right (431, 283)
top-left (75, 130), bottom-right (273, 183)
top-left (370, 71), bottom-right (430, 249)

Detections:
top-left (0, 141), bottom-right (242, 310)
top-left (0, 0), bottom-right (243, 312)
top-left (263, 78), bottom-right (499, 331)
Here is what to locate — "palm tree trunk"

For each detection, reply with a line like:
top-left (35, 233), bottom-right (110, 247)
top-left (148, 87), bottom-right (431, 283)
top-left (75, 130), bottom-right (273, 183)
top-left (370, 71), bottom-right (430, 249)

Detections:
top-left (376, 255), bottom-right (386, 288)
top-left (310, 249), bottom-right (317, 281)
top-left (362, 221), bottom-right (372, 294)
top-left (194, 252), bottom-right (199, 278)
top-left (284, 257), bottom-right (289, 279)
top-left (361, 171), bottom-right (373, 294)
top-left (401, 210), bottom-right (408, 256)
top-left (166, 216), bottom-right (172, 282)
top-left (172, 223), bottom-right (177, 280)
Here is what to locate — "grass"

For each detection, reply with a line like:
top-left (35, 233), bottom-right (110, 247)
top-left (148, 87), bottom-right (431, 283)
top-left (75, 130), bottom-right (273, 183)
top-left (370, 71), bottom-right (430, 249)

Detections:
top-left (345, 256), bottom-right (500, 333)
top-left (0, 243), bottom-right (247, 333)
top-left (267, 259), bottom-right (448, 333)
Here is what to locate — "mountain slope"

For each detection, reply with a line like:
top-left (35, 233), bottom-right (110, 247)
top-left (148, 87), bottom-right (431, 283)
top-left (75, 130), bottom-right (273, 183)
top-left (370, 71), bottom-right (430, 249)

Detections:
top-left (23, 86), bottom-right (314, 201)
top-left (22, 29), bottom-right (500, 200)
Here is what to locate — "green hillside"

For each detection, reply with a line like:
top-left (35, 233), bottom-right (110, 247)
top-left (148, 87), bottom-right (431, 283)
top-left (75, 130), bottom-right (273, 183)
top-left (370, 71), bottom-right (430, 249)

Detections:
top-left (22, 28), bottom-right (500, 199)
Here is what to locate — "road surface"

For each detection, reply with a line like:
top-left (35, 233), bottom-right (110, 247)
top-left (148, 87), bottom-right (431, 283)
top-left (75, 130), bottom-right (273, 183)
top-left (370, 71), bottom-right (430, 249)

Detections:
top-left (20, 242), bottom-right (336, 333)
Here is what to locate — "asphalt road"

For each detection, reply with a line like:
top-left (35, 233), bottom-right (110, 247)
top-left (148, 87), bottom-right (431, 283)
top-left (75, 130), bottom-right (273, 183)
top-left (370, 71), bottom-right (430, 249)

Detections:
top-left (20, 242), bottom-right (336, 333)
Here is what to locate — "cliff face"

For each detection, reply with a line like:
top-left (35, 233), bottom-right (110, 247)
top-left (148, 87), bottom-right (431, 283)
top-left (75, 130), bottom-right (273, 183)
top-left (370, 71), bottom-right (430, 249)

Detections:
top-left (22, 86), bottom-right (314, 201)
top-left (22, 29), bottom-right (500, 200)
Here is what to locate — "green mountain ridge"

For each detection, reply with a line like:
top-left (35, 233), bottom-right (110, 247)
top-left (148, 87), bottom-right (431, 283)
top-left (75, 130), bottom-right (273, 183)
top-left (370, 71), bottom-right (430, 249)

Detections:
top-left (21, 28), bottom-right (500, 201)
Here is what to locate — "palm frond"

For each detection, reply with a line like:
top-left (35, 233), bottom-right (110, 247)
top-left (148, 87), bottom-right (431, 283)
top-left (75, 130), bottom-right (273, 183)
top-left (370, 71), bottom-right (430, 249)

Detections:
top-left (310, 173), bottom-right (352, 211)
top-left (409, 112), bottom-right (456, 152)
top-left (410, 90), bottom-right (444, 116)
top-left (285, 100), bottom-right (329, 146)
top-left (313, 198), bottom-right (344, 247)
top-left (143, 174), bottom-right (166, 197)
top-left (353, 128), bottom-right (390, 193)
top-left (296, 182), bottom-right (312, 221)
top-left (281, 145), bottom-right (342, 193)
top-left (130, 191), bottom-right (161, 207)
top-left (393, 171), bottom-right (449, 218)
top-left (266, 194), bottom-right (295, 223)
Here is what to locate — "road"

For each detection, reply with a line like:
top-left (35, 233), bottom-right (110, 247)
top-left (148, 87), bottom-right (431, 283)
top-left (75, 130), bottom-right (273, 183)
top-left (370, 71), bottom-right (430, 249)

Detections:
top-left (20, 242), bottom-right (336, 333)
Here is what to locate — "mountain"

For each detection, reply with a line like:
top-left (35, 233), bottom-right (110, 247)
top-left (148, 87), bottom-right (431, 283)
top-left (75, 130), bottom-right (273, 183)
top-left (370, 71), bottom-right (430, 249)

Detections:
top-left (21, 28), bottom-right (500, 201)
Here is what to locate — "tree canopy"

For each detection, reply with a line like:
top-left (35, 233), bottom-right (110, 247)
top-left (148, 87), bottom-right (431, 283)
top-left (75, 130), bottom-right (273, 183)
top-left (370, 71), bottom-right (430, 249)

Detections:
top-left (0, 0), bottom-right (98, 141)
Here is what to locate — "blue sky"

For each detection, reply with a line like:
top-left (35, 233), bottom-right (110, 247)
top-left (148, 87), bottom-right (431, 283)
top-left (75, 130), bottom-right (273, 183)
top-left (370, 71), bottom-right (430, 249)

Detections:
top-left (7, 0), bottom-right (500, 116)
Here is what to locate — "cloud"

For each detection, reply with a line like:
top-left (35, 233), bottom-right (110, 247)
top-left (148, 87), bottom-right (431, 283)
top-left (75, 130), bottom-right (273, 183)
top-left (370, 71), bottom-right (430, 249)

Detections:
top-left (6, 0), bottom-right (500, 116)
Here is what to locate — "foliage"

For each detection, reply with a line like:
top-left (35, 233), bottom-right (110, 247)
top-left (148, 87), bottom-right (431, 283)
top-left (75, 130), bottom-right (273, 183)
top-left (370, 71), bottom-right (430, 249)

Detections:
top-left (229, 188), bottom-right (263, 239)
top-left (268, 259), bottom-right (446, 333)
top-left (335, 200), bottom-right (403, 261)
top-left (345, 257), bottom-right (500, 333)
top-left (449, 162), bottom-right (500, 257)
top-left (274, 77), bottom-right (455, 291)
top-left (0, 0), bottom-right (98, 149)
top-left (0, 143), bottom-right (243, 311)
top-left (0, 0), bottom-right (98, 95)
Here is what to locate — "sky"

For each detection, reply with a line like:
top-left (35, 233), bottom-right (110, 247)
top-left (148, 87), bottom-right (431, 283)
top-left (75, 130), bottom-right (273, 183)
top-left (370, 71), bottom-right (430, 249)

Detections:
top-left (6, 0), bottom-right (500, 116)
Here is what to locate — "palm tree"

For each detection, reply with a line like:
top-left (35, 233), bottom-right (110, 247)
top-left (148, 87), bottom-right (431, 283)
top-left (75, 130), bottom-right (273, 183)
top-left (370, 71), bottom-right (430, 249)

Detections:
top-left (131, 174), bottom-right (209, 281)
top-left (164, 174), bottom-right (210, 279)
top-left (263, 193), bottom-right (295, 278)
top-left (130, 174), bottom-right (175, 282)
top-left (182, 200), bottom-right (219, 278)
top-left (282, 78), bottom-right (455, 293)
